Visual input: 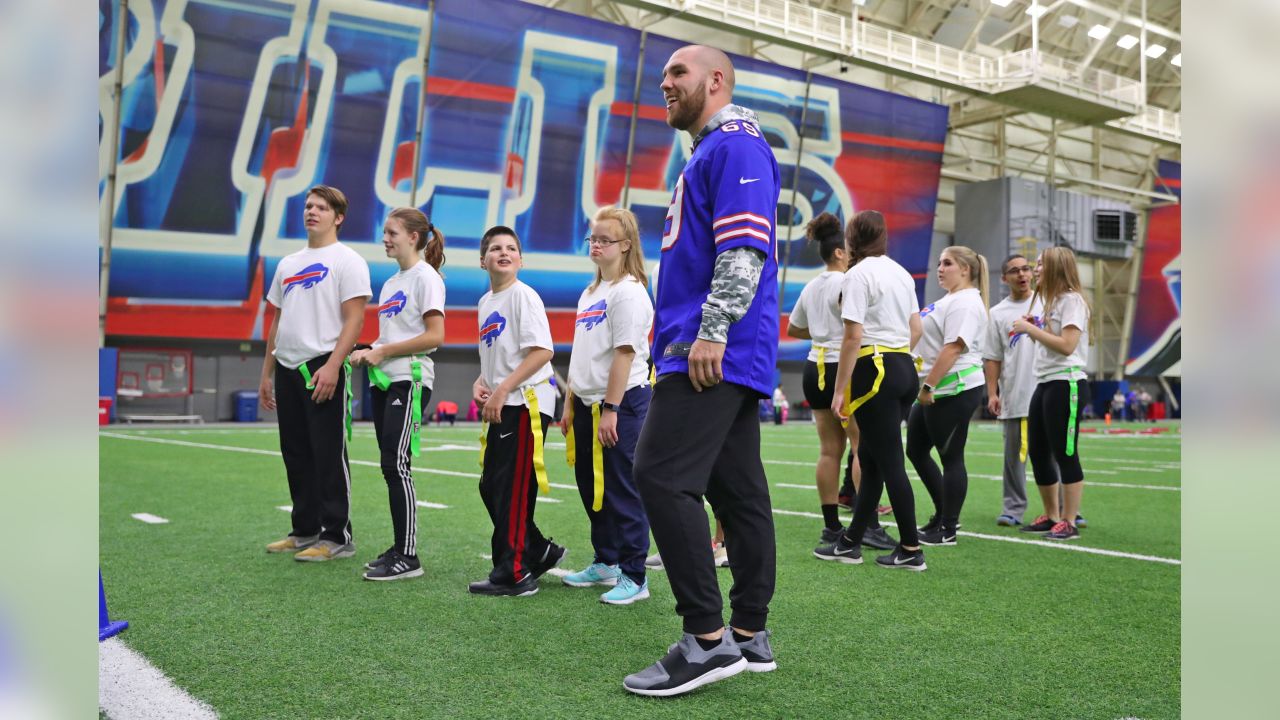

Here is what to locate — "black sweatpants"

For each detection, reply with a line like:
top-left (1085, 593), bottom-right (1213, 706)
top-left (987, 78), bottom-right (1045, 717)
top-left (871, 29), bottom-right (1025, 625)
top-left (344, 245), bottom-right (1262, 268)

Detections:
top-left (1028, 379), bottom-right (1090, 486)
top-left (479, 405), bottom-right (553, 584)
top-left (845, 353), bottom-right (919, 548)
top-left (907, 384), bottom-right (984, 532)
top-left (570, 386), bottom-right (651, 584)
top-left (371, 381), bottom-right (432, 557)
top-left (634, 375), bottom-right (775, 635)
top-left (274, 354), bottom-right (352, 545)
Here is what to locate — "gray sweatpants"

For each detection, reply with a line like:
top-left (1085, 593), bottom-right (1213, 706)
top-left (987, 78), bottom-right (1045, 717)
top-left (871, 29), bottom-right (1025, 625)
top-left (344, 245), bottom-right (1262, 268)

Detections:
top-left (1001, 418), bottom-right (1028, 521)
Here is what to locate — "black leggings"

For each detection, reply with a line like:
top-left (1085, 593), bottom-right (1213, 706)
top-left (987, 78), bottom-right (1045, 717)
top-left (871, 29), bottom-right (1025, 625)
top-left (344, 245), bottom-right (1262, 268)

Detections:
top-left (1028, 379), bottom-right (1089, 486)
top-left (907, 385), bottom-right (983, 531)
top-left (846, 352), bottom-right (918, 548)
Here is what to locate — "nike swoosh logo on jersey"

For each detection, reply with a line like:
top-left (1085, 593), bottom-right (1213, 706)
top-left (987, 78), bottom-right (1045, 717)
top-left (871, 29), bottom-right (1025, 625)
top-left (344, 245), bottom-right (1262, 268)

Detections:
top-left (739, 177), bottom-right (759, 184)
top-left (500, 432), bottom-right (514, 439)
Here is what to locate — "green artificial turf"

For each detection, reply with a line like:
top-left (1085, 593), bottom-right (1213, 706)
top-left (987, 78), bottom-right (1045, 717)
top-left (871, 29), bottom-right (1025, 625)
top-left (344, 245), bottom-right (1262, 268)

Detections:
top-left (100, 420), bottom-right (1180, 719)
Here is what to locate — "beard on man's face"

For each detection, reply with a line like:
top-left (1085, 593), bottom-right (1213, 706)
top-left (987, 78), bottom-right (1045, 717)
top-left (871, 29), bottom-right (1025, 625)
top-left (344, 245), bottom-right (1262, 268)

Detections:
top-left (667, 80), bottom-right (707, 132)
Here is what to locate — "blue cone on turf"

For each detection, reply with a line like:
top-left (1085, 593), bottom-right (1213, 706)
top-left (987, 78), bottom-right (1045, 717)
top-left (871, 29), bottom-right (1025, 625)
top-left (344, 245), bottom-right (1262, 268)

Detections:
top-left (99, 571), bottom-right (128, 641)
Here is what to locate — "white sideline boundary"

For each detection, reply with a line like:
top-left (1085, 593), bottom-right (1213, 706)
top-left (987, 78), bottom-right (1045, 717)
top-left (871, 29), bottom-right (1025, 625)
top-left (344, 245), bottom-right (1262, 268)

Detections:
top-left (102, 433), bottom-right (1179, 565)
top-left (99, 638), bottom-right (218, 720)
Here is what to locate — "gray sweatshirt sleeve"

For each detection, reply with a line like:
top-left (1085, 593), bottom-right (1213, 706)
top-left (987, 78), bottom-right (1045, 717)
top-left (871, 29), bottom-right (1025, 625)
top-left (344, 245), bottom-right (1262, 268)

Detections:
top-left (697, 247), bottom-right (766, 343)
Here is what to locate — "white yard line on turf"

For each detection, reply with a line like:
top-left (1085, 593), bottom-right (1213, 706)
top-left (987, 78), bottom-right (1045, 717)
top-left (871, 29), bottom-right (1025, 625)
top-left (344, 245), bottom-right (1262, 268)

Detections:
top-left (416, 501), bottom-right (449, 509)
top-left (277, 505), bottom-right (291, 512)
top-left (101, 432), bottom-right (480, 480)
top-left (967, 474), bottom-right (1179, 492)
top-left (131, 513), bottom-right (169, 524)
top-left (103, 433), bottom-right (1177, 564)
top-left (550, 483), bottom-right (576, 491)
top-left (100, 637), bottom-right (218, 720)
top-left (770, 509), bottom-right (1180, 565)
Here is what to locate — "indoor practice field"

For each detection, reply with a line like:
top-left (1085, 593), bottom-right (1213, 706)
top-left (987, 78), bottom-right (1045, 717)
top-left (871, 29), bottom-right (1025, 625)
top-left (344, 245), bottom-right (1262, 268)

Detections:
top-left (98, 419), bottom-right (1180, 719)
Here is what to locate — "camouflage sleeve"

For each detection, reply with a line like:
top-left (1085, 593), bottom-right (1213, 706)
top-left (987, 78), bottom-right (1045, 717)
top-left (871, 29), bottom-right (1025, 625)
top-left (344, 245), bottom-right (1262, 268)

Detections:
top-left (698, 247), bottom-right (766, 343)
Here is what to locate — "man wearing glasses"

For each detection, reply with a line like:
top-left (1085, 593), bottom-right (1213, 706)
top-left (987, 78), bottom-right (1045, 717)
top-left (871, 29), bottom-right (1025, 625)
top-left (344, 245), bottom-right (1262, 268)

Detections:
top-left (982, 254), bottom-right (1041, 527)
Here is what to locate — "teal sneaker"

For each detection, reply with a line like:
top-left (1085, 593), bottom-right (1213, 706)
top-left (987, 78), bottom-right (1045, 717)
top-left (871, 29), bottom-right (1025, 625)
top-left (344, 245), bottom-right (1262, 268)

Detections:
top-left (600, 575), bottom-right (649, 605)
top-left (561, 562), bottom-right (620, 588)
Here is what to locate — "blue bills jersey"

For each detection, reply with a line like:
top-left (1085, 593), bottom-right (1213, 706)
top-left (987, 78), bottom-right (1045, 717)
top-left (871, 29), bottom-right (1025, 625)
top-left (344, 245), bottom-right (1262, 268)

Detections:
top-left (653, 116), bottom-right (781, 397)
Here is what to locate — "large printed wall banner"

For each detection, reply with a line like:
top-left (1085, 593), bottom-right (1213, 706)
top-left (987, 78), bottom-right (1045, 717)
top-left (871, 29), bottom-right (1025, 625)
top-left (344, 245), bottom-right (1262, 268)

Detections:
top-left (1125, 159), bottom-right (1181, 377)
top-left (99, 0), bottom-right (947, 353)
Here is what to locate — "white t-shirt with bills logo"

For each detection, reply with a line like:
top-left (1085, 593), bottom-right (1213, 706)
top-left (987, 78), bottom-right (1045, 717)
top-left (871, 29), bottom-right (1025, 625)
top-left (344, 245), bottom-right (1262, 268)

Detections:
top-left (982, 294), bottom-right (1043, 419)
top-left (1034, 291), bottom-right (1090, 382)
top-left (916, 287), bottom-right (987, 383)
top-left (567, 276), bottom-right (653, 404)
top-left (267, 242), bottom-right (371, 369)
top-left (789, 271), bottom-right (844, 363)
top-left (371, 261), bottom-right (446, 387)
top-left (477, 280), bottom-right (555, 412)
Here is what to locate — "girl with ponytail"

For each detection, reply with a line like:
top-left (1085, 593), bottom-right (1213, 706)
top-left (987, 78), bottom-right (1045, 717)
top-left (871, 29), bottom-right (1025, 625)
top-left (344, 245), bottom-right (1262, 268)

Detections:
top-left (349, 208), bottom-right (447, 580)
top-left (908, 245), bottom-right (990, 547)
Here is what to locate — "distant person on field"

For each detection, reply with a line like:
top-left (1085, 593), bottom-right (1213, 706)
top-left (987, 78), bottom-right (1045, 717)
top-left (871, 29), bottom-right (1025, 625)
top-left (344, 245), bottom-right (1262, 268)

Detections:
top-left (982, 253), bottom-right (1041, 528)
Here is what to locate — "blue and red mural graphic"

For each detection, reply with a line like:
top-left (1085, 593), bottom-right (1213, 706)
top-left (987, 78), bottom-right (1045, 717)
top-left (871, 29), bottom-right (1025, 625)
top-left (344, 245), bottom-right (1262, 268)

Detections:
top-left (1125, 159), bottom-right (1180, 376)
top-left (99, 0), bottom-right (947, 354)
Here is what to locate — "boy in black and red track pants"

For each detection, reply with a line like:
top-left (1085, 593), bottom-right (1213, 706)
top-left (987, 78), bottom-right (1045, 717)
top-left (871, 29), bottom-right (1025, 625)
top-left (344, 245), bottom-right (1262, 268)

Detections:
top-left (469, 226), bottom-right (564, 596)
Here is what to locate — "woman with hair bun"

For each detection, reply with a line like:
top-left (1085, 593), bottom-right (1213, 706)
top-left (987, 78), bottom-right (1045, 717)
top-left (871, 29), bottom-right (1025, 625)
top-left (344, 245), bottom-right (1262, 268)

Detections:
top-left (788, 212), bottom-right (894, 551)
top-left (815, 210), bottom-right (927, 571)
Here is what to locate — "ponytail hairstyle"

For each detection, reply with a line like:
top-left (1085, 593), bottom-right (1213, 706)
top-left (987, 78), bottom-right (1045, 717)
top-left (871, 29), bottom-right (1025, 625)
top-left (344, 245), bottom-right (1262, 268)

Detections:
top-left (942, 245), bottom-right (990, 311)
top-left (805, 212), bottom-right (846, 267)
top-left (387, 207), bottom-right (445, 272)
top-left (589, 206), bottom-right (648, 292)
top-left (846, 210), bottom-right (888, 265)
top-left (1033, 246), bottom-right (1092, 339)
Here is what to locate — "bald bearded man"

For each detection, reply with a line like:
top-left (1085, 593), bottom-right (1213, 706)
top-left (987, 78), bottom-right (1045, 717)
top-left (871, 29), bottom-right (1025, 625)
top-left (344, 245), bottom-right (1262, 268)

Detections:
top-left (623, 45), bottom-right (782, 697)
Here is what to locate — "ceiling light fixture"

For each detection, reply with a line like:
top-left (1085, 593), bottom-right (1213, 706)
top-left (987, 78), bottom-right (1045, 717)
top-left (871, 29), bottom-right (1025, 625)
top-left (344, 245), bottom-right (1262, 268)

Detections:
top-left (1170, 53), bottom-right (1181, 67)
top-left (1088, 24), bottom-right (1111, 39)
top-left (1116, 34), bottom-right (1138, 49)
top-left (1025, 4), bottom-right (1050, 18)
top-left (990, 0), bottom-right (1014, 7)
top-left (1145, 44), bottom-right (1167, 59)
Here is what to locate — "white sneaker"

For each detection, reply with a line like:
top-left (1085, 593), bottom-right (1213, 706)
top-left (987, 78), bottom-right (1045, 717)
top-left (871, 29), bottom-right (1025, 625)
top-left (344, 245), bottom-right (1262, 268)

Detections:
top-left (713, 541), bottom-right (729, 568)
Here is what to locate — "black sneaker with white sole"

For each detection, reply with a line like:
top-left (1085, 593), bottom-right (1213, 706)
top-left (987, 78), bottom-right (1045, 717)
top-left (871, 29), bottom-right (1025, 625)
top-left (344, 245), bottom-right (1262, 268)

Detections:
top-left (862, 526), bottom-right (898, 551)
top-left (918, 514), bottom-right (941, 533)
top-left (530, 541), bottom-right (567, 579)
top-left (623, 633), bottom-right (747, 697)
top-left (819, 526), bottom-right (844, 544)
top-left (364, 546), bottom-right (396, 571)
top-left (731, 629), bottom-right (777, 672)
top-left (813, 534), bottom-right (863, 564)
top-left (918, 526), bottom-right (957, 546)
top-left (468, 575), bottom-right (539, 597)
top-left (875, 545), bottom-right (927, 571)
top-left (362, 550), bottom-right (422, 581)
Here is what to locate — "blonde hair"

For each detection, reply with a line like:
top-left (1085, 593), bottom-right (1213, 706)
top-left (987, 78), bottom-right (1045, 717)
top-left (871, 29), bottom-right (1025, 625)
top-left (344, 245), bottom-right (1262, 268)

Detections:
top-left (942, 245), bottom-right (989, 310)
top-left (588, 206), bottom-right (648, 292)
top-left (1034, 246), bottom-right (1093, 339)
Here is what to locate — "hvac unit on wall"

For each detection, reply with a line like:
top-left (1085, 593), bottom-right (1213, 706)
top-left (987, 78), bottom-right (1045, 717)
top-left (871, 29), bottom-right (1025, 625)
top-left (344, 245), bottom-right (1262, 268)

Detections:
top-left (1093, 209), bottom-right (1138, 245)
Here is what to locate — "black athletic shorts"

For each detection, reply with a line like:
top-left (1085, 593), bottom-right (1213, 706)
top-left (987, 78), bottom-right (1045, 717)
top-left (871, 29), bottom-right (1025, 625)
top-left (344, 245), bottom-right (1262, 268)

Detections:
top-left (802, 360), bottom-right (840, 411)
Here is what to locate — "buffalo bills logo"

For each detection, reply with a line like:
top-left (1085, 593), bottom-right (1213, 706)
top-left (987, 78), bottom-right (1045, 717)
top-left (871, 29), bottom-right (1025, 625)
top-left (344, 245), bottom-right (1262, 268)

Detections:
top-left (1008, 316), bottom-right (1042, 348)
top-left (378, 290), bottom-right (407, 319)
top-left (480, 311), bottom-right (507, 347)
top-left (282, 263), bottom-right (330, 295)
top-left (575, 300), bottom-right (607, 331)
top-left (919, 303), bottom-right (936, 318)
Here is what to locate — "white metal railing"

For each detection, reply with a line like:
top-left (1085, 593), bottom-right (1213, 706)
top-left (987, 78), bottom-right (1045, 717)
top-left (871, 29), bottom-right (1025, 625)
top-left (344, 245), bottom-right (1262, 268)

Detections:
top-left (1108, 105), bottom-right (1181, 143)
top-left (612, 0), bottom-right (1177, 143)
